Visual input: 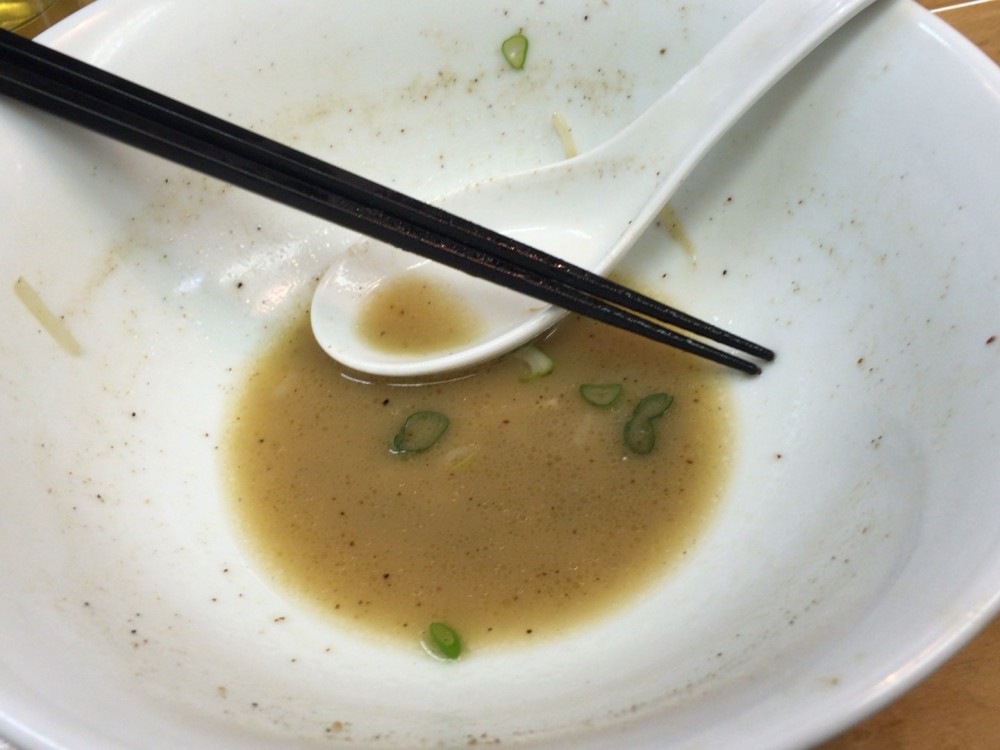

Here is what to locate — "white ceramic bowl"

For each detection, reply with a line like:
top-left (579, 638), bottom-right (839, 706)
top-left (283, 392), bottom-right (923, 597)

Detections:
top-left (2, 1), bottom-right (999, 748)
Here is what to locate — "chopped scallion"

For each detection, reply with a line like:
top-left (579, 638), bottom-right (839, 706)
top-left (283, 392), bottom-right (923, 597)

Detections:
top-left (501, 32), bottom-right (529, 70)
top-left (427, 621), bottom-right (462, 660)
top-left (624, 417), bottom-right (657, 455)
top-left (623, 392), bottom-right (674, 455)
top-left (631, 392), bottom-right (673, 421)
top-left (515, 344), bottom-right (553, 381)
top-left (579, 383), bottom-right (623, 407)
top-left (392, 410), bottom-right (449, 453)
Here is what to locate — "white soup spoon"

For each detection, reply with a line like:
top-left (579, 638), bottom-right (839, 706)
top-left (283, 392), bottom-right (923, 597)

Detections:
top-left (310, 0), bottom-right (877, 377)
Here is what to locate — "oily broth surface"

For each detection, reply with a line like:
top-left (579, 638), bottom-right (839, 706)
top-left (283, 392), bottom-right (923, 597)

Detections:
top-left (224, 314), bottom-right (732, 648)
top-left (356, 273), bottom-right (483, 354)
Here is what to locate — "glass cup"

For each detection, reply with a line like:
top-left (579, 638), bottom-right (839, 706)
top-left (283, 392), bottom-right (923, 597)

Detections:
top-left (0, 0), bottom-right (59, 31)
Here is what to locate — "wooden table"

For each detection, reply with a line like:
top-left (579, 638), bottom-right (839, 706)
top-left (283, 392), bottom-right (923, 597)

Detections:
top-left (11, 1), bottom-right (1000, 748)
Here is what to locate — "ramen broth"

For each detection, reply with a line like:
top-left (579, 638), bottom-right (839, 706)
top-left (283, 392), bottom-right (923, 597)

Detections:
top-left (224, 311), bottom-right (733, 649)
top-left (355, 273), bottom-right (483, 354)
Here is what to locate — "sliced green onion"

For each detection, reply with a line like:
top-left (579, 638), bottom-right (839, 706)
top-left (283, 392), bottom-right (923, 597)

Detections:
top-left (623, 392), bottom-right (674, 455)
top-left (624, 417), bottom-right (657, 455)
top-left (427, 621), bottom-right (462, 660)
top-left (501, 33), bottom-right (529, 70)
top-left (392, 411), bottom-right (449, 453)
top-left (514, 344), bottom-right (553, 381)
top-left (630, 392), bottom-right (674, 421)
top-left (579, 383), bottom-right (623, 407)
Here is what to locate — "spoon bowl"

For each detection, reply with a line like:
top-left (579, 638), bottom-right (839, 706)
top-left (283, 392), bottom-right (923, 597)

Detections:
top-left (311, 0), bottom-right (878, 377)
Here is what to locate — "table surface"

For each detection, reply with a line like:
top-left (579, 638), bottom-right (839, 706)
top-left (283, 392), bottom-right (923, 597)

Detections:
top-left (10, 1), bottom-right (1000, 749)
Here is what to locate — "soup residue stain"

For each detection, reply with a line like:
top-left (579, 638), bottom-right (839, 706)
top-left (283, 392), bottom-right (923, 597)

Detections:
top-left (357, 274), bottom-right (482, 354)
top-left (223, 312), bottom-right (733, 648)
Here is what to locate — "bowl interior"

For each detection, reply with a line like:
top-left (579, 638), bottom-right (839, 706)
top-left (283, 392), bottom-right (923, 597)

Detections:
top-left (1, 1), bottom-right (999, 748)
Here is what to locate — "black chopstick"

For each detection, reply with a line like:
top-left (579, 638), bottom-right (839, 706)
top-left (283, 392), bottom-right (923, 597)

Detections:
top-left (0, 29), bottom-right (774, 374)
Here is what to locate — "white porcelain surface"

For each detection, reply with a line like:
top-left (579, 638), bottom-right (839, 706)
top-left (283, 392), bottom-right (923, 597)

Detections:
top-left (1, 1), bottom-right (999, 748)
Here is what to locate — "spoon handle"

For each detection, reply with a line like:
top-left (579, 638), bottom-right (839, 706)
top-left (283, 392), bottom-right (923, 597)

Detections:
top-left (583, 0), bottom-right (879, 268)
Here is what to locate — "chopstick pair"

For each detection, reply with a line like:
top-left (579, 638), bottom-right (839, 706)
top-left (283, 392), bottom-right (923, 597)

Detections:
top-left (0, 29), bottom-right (774, 374)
